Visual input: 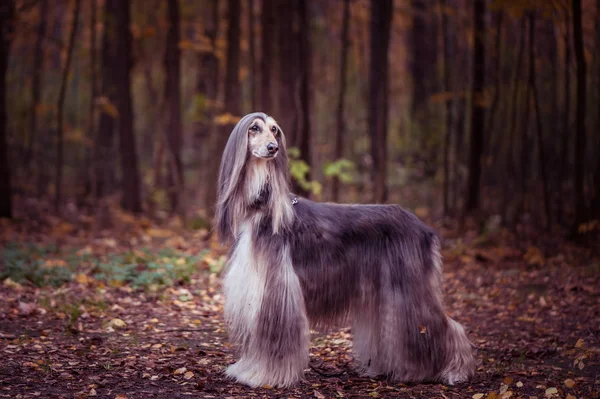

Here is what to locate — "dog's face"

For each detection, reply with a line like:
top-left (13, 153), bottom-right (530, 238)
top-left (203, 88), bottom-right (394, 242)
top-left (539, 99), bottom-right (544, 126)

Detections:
top-left (247, 117), bottom-right (282, 160)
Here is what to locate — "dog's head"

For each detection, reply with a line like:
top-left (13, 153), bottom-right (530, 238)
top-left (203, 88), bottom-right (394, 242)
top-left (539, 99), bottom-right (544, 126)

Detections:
top-left (247, 116), bottom-right (283, 160)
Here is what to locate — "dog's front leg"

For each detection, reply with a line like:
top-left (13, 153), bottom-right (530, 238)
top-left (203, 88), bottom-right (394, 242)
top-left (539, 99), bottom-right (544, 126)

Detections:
top-left (225, 242), bottom-right (309, 387)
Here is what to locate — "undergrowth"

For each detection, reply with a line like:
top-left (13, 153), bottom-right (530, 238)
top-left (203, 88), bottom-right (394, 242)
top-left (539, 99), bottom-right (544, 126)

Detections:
top-left (1, 243), bottom-right (208, 289)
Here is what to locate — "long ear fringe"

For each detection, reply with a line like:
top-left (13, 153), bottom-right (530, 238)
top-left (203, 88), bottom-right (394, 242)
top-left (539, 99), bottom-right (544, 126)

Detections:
top-left (215, 112), bottom-right (270, 243)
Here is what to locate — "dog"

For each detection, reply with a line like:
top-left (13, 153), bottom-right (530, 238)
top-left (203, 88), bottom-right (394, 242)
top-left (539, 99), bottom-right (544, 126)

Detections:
top-left (216, 112), bottom-right (476, 387)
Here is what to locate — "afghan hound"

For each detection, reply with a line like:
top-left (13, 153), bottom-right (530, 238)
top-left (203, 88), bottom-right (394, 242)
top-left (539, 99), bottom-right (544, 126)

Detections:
top-left (216, 112), bottom-right (476, 388)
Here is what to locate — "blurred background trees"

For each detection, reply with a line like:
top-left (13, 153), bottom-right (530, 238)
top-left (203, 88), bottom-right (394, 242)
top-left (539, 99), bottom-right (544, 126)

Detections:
top-left (1, 0), bottom-right (599, 234)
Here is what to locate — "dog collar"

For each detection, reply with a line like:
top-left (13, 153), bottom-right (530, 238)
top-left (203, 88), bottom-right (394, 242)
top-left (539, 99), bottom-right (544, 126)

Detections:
top-left (291, 196), bottom-right (298, 205)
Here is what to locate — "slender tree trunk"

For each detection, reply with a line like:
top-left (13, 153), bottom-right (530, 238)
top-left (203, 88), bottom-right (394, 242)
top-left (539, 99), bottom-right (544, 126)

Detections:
top-left (572, 0), bottom-right (587, 225)
top-left (225, 0), bottom-right (241, 117)
top-left (440, 0), bottom-right (453, 215)
top-left (296, 0), bottom-right (312, 198)
top-left (260, 0), bottom-right (274, 113)
top-left (0, 0), bottom-right (14, 218)
top-left (248, 0), bottom-right (257, 111)
top-left (277, 0), bottom-right (299, 143)
top-left (485, 11), bottom-right (503, 146)
top-left (591, 0), bottom-right (600, 217)
top-left (368, 0), bottom-right (393, 203)
top-left (55, 0), bottom-right (81, 210)
top-left (164, 0), bottom-right (184, 213)
top-left (528, 12), bottom-right (551, 228)
top-left (465, 0), bottom-right (485, 213)
top-left (332, 0), bottom-right (350, 202)
top-left (559, 13), bottom-right (571, 224)
top-left (114, 0), bottom-right (142, 213)
top-left (86, 0), bottom-right (97, 199)
top-left (519, 17), bottom-right (532, 216)
top-left (26, 0), bottom-right (48, 169)
top-left (95, 0), bottom-right (118, 199)
top-left (208, 0), bottom-right (241, 212)
top-left (199, 0), bottom-right (220, 215)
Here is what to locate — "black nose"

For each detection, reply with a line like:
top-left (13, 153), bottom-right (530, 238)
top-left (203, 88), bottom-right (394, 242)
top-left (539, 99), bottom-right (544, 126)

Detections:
top-left (267, 142), bottom-right (279, 154)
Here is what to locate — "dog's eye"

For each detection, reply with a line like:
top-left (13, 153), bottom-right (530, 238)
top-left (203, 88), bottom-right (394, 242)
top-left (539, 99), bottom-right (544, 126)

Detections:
top-left (250, 125), bottom-right (259, 132)
top-left (271, 126), bottom-right (279, 136)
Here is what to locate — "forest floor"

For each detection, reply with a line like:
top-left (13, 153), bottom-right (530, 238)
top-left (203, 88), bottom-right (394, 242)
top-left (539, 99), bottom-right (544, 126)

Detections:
top-left (0, 205), bottom-right (599, 399)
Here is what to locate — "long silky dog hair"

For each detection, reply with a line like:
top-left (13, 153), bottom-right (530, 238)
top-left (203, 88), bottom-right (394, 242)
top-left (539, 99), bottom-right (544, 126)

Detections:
top-left (216, 112), bottom-right (476, 388)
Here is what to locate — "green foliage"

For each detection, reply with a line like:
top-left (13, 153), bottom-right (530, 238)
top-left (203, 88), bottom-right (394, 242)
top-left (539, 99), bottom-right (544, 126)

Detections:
top-left (1, 243), bottom-right (73, 287)
top-left (93, 248), bottom-right (208, 290)
top-left (1, 243), bottom-right (208, 290)
top-left (323, 158), bottom-right (356, 183)
top-left (288, 147), bottom-right (323, 197)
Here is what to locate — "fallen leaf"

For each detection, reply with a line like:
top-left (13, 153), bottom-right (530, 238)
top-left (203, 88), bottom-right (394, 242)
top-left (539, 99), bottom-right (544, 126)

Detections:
top-left (566, 394), bottom-right (576, 399)
top-left (575, 338), bottom-right (584, 348)
top-left (89, 388), bottom-right (97, 396)
top-left (503, 377), bottom-right (513, 384)
top-left (516, 381), bottom-right (523, 388)
top-left (564, 379), bottom-right (575, 388)
top-left (545, 387), bottom-right (558, 397)
top-left (115, 395), bottom-right (129, 399)
top-left (183, 371), bottom-right (194, 380)
top-left (472, 394), bottom-right (484, 399)
top-left (174, 367), bottom-right (187, 375)
top-left (108, 318), bottom-right (127, 329)
top-left (313, 391), bottom-right (325, 399)
top-left (19, 302), bottom-right (37, 316)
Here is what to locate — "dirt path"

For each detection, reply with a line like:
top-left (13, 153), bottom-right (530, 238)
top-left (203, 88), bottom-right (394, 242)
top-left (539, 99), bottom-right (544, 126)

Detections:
top-left (0, 223), bottom-right (598, 398)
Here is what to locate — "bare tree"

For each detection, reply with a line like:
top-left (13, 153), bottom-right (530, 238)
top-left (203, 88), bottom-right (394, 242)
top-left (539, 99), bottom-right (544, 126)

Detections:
top-left (332, 0), bottom-right (350, 202)
top-left (0, 0), bottom-right (14, 218)
top-left (114, 0), bottom-right (142, 213)
top-left (296, 0), bottom-right (312, 198)
top-left (86, 0), bottom-right (97, 198)
top-left (164, 0), bottom-right (184, 212)
top-left (95, 0), bottom-right (118, 199)
top-left (528, 12), bottom-right (551, 228)
top-left (572, 0), bottom-right (586, 225)
top-left (55, 0), bottom-right (81, 210)
top-left (465, 0), bottom-right (485, 213)
top-left (260, 0), bottom-right (274, 113)
top-left (198, 0), bottom-right (220, 213)
top-left (368, 0), bottom-right (393, 203)
top-left (248, 0), bottom-right (257, 111)
top-left (25, 0), bottom-right (48, 170)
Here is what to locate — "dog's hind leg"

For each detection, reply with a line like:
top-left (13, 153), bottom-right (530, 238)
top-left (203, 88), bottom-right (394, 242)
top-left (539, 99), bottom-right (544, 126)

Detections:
top-left (352, 235), bottom-right (475, 384)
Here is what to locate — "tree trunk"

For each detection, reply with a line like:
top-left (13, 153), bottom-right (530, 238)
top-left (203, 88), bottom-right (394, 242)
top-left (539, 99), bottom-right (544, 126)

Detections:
top-left (95, 0), bottom-right (118, 199)
top-left (591, 0), bottom-right (600, 217)
top-left (207, 0), bottom-right (241, 213)
top-left (86, 0), bottom-right (97, 199)
top-left (440, 0), bottom-right (453, 215)
top-left (465, 0), bottom-right (485, 213)
top-left (276, 0), bottom-right (299, 143)
top-left (225, 0), bottom-right (241, 117)
top-left (114, 0), bottom-right (142, 213)
top-left (55, 0), bottom-right (81, 210)
top-left (164, 0), bottom-right (184, 213)
top-left (296, 0), bottom-right (312, 198)
top-left (26, 0), bottom-right (48, 170)
top-left (528, 12), bottom-right (551, 228)
top-left (260, 0), bottom-right (274, 113)
top-left (368, 0), bottom-right (392, 203)
top-left (559, 12), bottom-right (571, 224)
top-left (572, 0), bottom-right (586, 225)
top-left (0, 0), bottom-right (14, 218)
top-left (199, 0), bottom-right (220, 215)
top-left (248, 0), bottom-right (257, 111)
top-left (332, 0), bottom-right (350, 202)
top-left (485, 11), bottom-right (503, 150)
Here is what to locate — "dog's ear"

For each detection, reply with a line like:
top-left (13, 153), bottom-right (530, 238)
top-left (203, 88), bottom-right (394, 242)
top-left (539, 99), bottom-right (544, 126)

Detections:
top-left (216, 115), bottom-right (253, 243)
